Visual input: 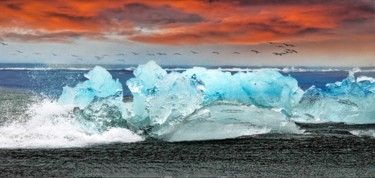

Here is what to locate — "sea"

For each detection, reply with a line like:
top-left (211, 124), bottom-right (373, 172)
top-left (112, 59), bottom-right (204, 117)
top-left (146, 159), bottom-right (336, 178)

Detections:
top-left (1, 63), bottom-right (375, 177)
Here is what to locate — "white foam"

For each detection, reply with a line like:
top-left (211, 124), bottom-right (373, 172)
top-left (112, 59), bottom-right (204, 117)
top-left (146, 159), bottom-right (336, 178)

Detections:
top-left (0, 100), bottom-right (143, 149)
top-left (350, 130), bottom-right (375, 137)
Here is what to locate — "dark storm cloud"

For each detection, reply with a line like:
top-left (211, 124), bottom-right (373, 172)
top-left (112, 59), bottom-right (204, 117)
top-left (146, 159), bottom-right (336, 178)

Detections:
top-left (102, 3), bottom-right (204, 27)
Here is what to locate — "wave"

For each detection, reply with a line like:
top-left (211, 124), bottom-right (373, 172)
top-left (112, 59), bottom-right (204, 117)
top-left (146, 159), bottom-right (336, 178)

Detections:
top-left (0, 99), bottom-right (143, 149)
top-left (350, 130), bottom-right (375, 137)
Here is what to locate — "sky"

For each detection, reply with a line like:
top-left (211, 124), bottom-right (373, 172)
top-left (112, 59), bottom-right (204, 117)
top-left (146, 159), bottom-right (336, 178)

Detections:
top-left (0, 0), bottom-right (374, 66)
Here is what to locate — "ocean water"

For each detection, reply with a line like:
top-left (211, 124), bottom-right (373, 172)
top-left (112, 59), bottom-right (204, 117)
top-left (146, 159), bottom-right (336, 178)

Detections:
top-left (1, 63), bottom-right (375, 176)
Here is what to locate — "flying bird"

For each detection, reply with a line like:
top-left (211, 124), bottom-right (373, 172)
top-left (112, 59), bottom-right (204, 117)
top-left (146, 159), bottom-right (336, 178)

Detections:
top-left (34, 52), bottom-right (40, 55)
top-left (212, 51), bottom-right (220, 54)
top-left (0, 42), bottom-right (8, 45)
top-left (273, 52), bottom-right (284, 56)
top-left (72, 54), bottom-right (80, 57)
top-left (117, 53), bottom-right (125, 56)
top-left (174, 53), bottom-right (182, 55)
top-left (251, 50), bottom-right (260, 53)
top-left (16, 50), bottom-right (23, 53)
top-left (191, 50), bottom-right (199, 54)
top-left (94, 56), bottom-right (104, 60)
top-left (52, 53), bottom-right (57, 56)
top-left (233, 52), bottom-right (240, 54)
top-left (147, 53), bottom-right (155, 56)
top-left (284, 43), bottom-right (295, 47)
top-left (131, 52), bottom-right (139, 55)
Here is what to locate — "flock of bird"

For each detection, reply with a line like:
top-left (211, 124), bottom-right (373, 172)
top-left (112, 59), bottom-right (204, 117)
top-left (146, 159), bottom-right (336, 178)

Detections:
top-left (0, 40), bottom-right (298, 63)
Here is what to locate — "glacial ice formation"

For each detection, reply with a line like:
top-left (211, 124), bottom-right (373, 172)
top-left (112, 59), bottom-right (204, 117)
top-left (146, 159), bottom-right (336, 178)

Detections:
top-left (55, 61), bottom-right (375, 142)
top-left (183, 68), bottom-right (303, 115)
top-left (293, 73), bottom-right (375, 124)
top-left (58, 66), bottom-right (130, 133)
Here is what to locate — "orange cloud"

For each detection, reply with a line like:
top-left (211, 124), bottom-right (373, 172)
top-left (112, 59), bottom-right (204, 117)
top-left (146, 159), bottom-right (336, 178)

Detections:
top-left (0, 0), bottom-right (373, 44)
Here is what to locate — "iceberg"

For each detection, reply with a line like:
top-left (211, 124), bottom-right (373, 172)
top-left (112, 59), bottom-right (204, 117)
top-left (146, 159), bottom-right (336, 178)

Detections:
top-left (293, 73), bottom-right (375, 124)
top-left (56, 61), bottom-right (305, 141)
top-left (58, 66), bottom-right (130, 133)
top-left (183, 67), bottom-right (304, 115)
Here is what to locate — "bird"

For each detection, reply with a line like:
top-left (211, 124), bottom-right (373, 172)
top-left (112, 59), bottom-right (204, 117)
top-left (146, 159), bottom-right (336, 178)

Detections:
top-left (0, 42), bottom-right (8, 45)
top-left (16, 50), bottom-right (23, 53)
top-left (284, 43), bottom-right (295, 47)
top-left (131, 52), bottom-right (139, 55)
top-left (212, 51), bottom-right (220, 54)
top-left (147, 53), bottom-right (155, 56)
top-left (72, 54), bottom-right (80, 57)
top-left (174, 53), bottom-right (182, 55)
top-left (94, 56), bottom-right (103, 60)
top-left (277, 45), bottom-right (285, 48)
top-left (157, 53), bottom-right (166, 55)
top-left (117, 53), bottom-right (125, 56)
top-left (76, 58), bottom-right (83, 61)
top-left (102, 54), bottom-right (109, 57)
top-left (52, 53), bottom-right (57, 56)
top-left (191, 50), bottom-right (198, 54)
top-left (285, 49), bottom-right (298, 53)
top-left (251, 50), bottom-right (260, 53)
top-left (273, 52), bottom-right (284, 56)
top-left (233, 52), bottom-right (240, 54)
top-left (34, 52), bottom-right (40, 55)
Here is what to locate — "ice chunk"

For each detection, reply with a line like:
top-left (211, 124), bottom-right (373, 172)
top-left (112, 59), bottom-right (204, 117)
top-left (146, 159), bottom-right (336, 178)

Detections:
top-left (58, 66), bottom-right (129, 133)
top-left (183, 67), bottom-right (303, 115)
top-left (58, 66), bottom-right (123, 108)
top-left (293, 73), bottom-right (375, 124)
top-left (126, 61), bottom-right (204, 129)
top-left (155, 101), bottom-right (303, 141)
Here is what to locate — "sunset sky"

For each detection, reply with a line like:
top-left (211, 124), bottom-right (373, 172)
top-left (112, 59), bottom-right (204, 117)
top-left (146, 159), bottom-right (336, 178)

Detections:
top-left (0, 0), bottom-right (374, 66)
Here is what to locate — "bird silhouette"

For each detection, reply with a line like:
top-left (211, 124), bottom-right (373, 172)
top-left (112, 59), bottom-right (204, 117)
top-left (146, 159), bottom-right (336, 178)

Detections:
top-left (174, 53), bottom-right (182, 55)
top-left (52, 53), bottom-right (57, 56)
top-left (157, 53), bottom-right (167, 55)
top-left (212, 51), bottom-right (220, 54)
top-left (76, 58), bottom-right (83, 61)
top-left (284, 43), bottom-right (295, 47)
top-left (273, 52), bottom-right (284, 56)
top-left (34, 52), bottom-right (40, 55)
top-left (72, 54), bottom-right (80, 58)
top-left (191, 50), bottom-right (198, 54)
top-left (94, 56), bottom-right (103, 60)
top-left (233, 52), bottom-right (240, 54)
top-left (147, 53), bottom-right (155, 56)
top-left (0, 42), bottom-right (8, 45)
top-left (251, 50), bottom-right (260, 53)
top-left (131, 52), bottom-right (139, 55)
top-left (16, 50), bottom-right (23, 53)
top-left (117, 53), bottom-right (125, 56)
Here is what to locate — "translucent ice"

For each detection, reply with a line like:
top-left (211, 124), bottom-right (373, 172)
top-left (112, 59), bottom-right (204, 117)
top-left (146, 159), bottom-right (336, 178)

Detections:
top-left (155, 101), bottom-right (302, 142)
top-left (126, 61), bottom-right (303, 140)
top-left (293, 73), bottom-right (375, 124)
top-left (58, 66), bottom-right (129, 133)
top-left (126, 61), bottom-right (204, 130)
top-left (183, 67), bottom-right (303, 115)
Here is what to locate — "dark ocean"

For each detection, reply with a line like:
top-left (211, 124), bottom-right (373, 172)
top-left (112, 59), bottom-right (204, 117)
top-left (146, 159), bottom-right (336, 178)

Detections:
top-left (1, 63), bottom-right (375, 177)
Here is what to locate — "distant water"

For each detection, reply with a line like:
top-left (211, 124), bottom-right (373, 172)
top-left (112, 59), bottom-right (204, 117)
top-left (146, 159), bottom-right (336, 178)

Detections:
top-left (1, 63), bottom-right (375, 176)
